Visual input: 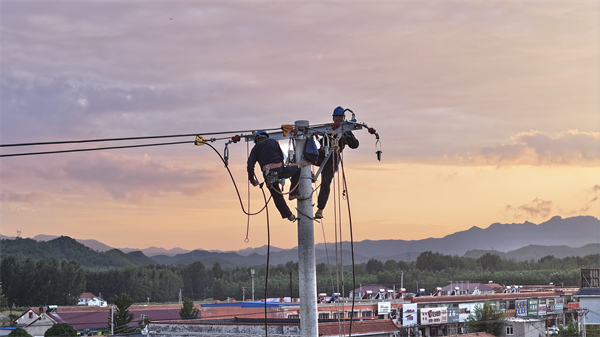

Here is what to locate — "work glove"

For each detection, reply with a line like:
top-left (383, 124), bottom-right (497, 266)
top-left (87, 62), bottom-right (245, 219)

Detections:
top-left (249, 175), bottom-right (260, 187)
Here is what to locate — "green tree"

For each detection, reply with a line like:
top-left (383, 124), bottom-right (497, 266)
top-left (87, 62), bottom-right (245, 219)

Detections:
top-left (0, 282), bottom-right (8, 311)
top-left (415, 251), bottom-right (446, 271)
top-left (558, 320), bottom-right (578, 337)
top-left (179, 297), bottom-right (200, 319)
top-left (0, 255), bottom-right (21, 306)
top-left (466, 300), bottom-right (505, 336)
top-left (7, 327), bottom-right (32, 337)
top-left (111, 293), bottom-right (134, 334)
top-left (477, 253), bottom-right (504, 271)
top-left (365, 258), bottom-right (384, 274)
top-left (44, 323), bottom-right (77, 336)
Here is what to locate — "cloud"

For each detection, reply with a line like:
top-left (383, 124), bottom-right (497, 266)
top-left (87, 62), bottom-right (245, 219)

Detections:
top-left (61, 153), bottom-right (223, 202)
top-left (2, 152), bottom-right (223, 203)
top-left (503, 197), bottom-right (553, 219)
top-left (468, 130), bottom-right (599, 166)
top-left (0, 188), bottom-right (49, 204)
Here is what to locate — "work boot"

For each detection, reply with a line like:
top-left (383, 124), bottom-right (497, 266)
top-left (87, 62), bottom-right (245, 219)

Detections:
top-left (287, 214), bottom-right (296, 222)
top-left (289, 194), bottom-right (299, 201)
top-left (314, 209), bottom-right (323, 219)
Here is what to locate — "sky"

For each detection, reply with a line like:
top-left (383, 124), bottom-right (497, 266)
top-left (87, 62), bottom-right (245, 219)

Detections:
top-left (1, 1), bottom-right (599, 252)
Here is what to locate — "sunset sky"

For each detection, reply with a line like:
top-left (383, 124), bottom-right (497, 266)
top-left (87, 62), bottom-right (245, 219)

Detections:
top-left (1, 2), bottom-right (599, 252)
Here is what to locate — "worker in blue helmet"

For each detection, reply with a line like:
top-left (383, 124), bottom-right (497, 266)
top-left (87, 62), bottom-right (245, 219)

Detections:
top-left (315, 107), bottom-right (359, 219)
top-left (247, 131), bottom-right (300, 222)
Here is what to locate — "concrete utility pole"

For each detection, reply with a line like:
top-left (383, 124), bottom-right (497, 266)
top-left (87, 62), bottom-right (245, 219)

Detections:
top-left (294, 120), bottom-right (318, 337)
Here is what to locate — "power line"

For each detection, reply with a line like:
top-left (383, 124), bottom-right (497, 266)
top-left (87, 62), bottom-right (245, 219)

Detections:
top-left (0, 128), bottom-right (282, 148)
top-left (0, 140), bottom-right (195, 158)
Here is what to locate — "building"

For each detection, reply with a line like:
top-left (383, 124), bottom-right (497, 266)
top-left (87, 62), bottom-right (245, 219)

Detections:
top-left (12, 308), bottom-right (42, 327)
top-left (22, 304), bottom-right (191, 336)
top-left (78, 292), bottom-right (107, 307)
top-left (502, 317), bottom-right (546, 337)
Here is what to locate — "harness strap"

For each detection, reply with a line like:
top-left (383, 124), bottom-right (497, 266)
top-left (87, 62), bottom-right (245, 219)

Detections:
top-left (262, 162), bottom-right (283, 172)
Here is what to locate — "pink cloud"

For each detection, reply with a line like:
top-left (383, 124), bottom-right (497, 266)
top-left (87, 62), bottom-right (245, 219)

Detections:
top-left (473, 130), bottom-right (599, 166)
top-left (1, 188), bottom-right (48, 204)
top-left (503, 197), bottom-right (553, 219)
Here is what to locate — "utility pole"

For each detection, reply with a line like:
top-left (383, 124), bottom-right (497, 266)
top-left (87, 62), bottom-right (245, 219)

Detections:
top-left (250, 269), bottom-right (255, 301)
top-left (295, 120), bottom-right (318, 337)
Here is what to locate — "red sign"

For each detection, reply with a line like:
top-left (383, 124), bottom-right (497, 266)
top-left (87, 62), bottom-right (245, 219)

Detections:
top-left (568, 302), bottom-right (580, 310)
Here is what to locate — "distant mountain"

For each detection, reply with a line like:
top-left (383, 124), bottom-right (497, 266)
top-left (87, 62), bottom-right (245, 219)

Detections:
top-left (30, 235), bottom-right (193, 256)
top-left (325, 215), bottom-right (600, 258)
top-left (122, 246), bottom-right (193, 257)
top-left (34, 234), bottom-right (116, 252)
top-left (126, 251), bottom-right (158, 265)
top-left (3, 215), bottom-right (597, 268)
top-left (0, 236), bottom-right (146, 268)
top-left (464, 243), bottom-right (600, 262)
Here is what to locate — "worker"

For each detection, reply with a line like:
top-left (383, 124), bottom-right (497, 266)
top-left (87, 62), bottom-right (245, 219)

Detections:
top-left (247, 131), bottom-right (300, 222)
top-left (315, 107), bottom-right (359, 219)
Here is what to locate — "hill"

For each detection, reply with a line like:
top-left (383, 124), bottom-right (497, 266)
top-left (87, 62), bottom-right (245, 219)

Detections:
top-left (2, 215), bottom-right (598, 268)
top-left (0, 236), bottom-right (148, 268)
top-left (464, 243), bottom-right (600, 261)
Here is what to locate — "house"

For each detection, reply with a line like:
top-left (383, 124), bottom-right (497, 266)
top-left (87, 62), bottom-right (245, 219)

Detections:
top-left (573, 287), bottom-right (600, 328)
top-left (502, 317), bottom-right (545, 337)
top-left (78, 292), bottom-right (107, 307)
top-left (12, 307), bottom-right (42, 327)
top-left (350, 285), bottom-right (395, 300)
top-left (440, 282), bottom-right (500, 296)
top-left (23, 304), bottom-right (190, 336)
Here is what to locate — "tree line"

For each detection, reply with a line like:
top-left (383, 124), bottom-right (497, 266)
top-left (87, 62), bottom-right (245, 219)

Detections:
top-left (1, 252), bottom-right (598, 307)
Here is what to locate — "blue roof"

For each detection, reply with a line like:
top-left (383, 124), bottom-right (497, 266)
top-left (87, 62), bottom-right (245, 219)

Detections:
top-left (201, 301), bottom-right (297, 308)
top-left (574, 288), bottom-right (600, 297)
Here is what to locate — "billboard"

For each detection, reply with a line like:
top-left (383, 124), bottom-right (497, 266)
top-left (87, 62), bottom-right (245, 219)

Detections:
top-left (516, 300), bottom-right (528, 317)
top-left (554, 297), bottom-right (564, 314)
top-left (447, 307), bottom-right (460, 323)
top-left (403, 303), bottom-right (418, 327)
top-left (378, 302), bottom-right (391, 314)
top-left (420, 307), bottom-right (448, 325)
top-left (528, 299), bottom-right (539, 316)
top-left (538, 304), bottom-right (547, 316)
top-left (459, 302), bottom-right (484, 322)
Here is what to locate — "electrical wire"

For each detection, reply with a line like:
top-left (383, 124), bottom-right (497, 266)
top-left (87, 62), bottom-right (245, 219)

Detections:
top-left (0, 140), bottom-right (195, 158)
top-left (0, 128), bottom-right (283, 148)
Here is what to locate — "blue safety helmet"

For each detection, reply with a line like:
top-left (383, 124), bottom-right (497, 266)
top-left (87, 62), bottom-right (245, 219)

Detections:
top-left (254, 131), bottom-right (269, 143)
top-left (332, 106), bottom-right (345, 116)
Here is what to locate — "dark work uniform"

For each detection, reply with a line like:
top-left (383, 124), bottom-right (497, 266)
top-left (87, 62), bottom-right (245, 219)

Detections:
top-left (247, 138), bottom-right (300, 219)
top-left (317, 131), bottom-right (359, 210)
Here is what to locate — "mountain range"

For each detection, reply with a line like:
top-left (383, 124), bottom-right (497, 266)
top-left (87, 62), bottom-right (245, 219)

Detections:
top-left (1, 215), bottom-right (598, 267)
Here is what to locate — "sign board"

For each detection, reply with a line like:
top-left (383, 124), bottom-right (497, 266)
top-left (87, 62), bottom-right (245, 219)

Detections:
top-left (528, 299), bottom-right (539, 316)
top-left (420, 307), bottom-right (448, 325)
top-left (403, 303), bottom-right (418, 327)
top-left (568, 302), bottom-right (580, 310)
top-left (554, 298), bottom-right (564, 314)
top-left (538, 304), bottom-right (547, 316)
top-left (516, 300), bottom-right (528, 317)
top-left (378, 302), bottom-right (391, 314)
top-left (447, 307), bottom-right (460, 323)
top-left (458, 302), bottom-right (484, 322)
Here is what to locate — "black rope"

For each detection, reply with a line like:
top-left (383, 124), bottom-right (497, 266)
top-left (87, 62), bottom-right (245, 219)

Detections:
top-left (340, 157), bottom-right (357, 337)
top-left (204, 143), bottom-right (271, 216)
top-left (261, 184), bottom-right (270, 337)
